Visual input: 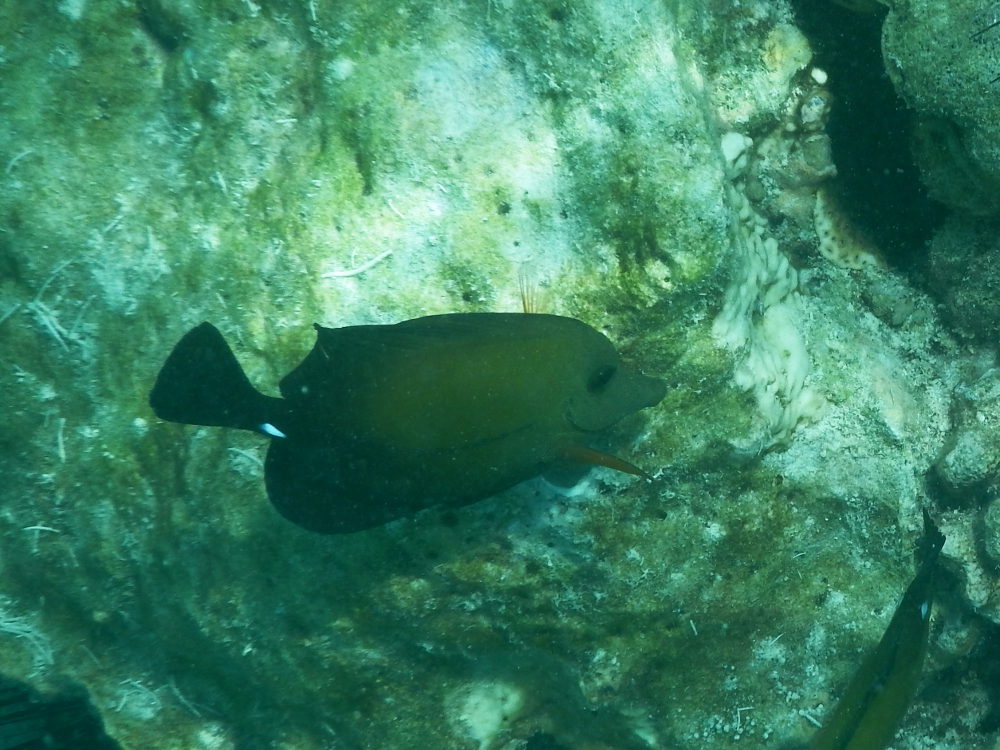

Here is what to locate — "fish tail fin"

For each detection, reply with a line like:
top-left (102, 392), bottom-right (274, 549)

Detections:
top-left (149, 322), bottom-right (284, 435)
top-left (918, 508), bottom-right (946, 569)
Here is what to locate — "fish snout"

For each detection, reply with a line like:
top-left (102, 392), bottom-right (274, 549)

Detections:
top-left (629, 370), bottom-right (668, 409)
top-left (567, 367), bottom-right (666, 432)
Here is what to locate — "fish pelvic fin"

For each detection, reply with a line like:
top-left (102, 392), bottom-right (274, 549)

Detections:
top-left (149, 322), bottom-right (285, 435)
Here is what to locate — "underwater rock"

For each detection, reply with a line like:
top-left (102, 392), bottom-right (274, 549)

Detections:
top-left (1, 0), bottom-right (999, 749)
top-left (882, 0), bottom-right (1000, 217)
top-left (924, 215), bottom-right (1000, 345)
top-left (933, 359), bottom-right (1000, 494)
top-left (930, 365), bottom-right (1000, 625)
top-left (986, 499), bottom-right (1000, 569)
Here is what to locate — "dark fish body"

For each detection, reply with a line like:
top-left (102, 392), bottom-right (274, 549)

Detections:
top-left (809, 510), bottom-right (945, 750)
top-left (0, 673), bottom-right (119, 750)
top-left (149, 314), bottom-right (665, 534)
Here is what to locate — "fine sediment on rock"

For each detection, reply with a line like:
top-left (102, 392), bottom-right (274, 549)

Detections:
top-left (1, 1), bottom-right (998, 748)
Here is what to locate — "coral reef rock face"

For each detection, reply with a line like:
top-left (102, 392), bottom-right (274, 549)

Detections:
top-left (883, 0), bottom-right (1000, 217)
top-left (1, 1), bottom-right (999, 749)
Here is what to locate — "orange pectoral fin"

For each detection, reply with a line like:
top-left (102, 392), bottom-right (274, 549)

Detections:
top-left (562, 443), bottom-right (651, 479)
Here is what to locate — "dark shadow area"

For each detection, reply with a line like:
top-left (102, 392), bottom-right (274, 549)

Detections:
top-left (789, 1), bottom-right (945, 267)
top-left (0, 673), bottom-right (120, 750)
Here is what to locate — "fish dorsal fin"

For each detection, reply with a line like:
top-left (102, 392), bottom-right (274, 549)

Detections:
top-left (518, 268), bottom-right (540, 313)
top-left (318, 313), bottom-right (572, 353)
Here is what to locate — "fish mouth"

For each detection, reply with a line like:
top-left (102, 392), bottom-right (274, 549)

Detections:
top-left (566, 412), bottom-right (599, 433)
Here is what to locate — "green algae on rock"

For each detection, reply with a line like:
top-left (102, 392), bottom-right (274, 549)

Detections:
top-left (1, 0), bottom-right (1000, 749)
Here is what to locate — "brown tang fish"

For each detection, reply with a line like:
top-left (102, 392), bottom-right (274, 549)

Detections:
top-left (149, 313), bottom-right (666, 534)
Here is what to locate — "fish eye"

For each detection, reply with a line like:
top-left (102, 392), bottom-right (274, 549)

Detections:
top-left (587, 364), bottom-right (617, 393)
